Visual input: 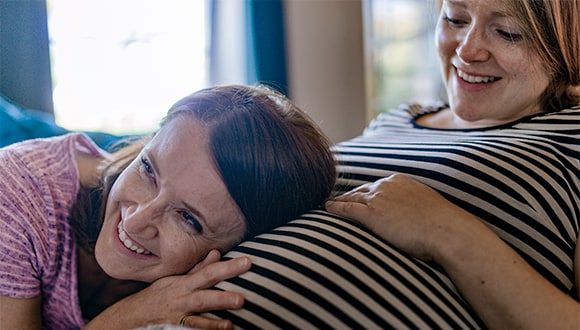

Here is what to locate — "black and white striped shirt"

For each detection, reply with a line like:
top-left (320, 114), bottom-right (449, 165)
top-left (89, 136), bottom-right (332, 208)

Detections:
top-left (210, 105), bottom-right (579, 329)
top-left (336, 104), bottom-right (579, 294)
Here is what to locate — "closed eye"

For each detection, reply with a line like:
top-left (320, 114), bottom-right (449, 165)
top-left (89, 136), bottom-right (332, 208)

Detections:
top-left (497, 29), bottom-right (523, 42)
top-left (444, 15), bottom-right (467, 26)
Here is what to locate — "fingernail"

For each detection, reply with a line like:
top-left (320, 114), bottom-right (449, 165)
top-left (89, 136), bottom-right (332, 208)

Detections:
top-left (219, 320), bottom-right (233, 330)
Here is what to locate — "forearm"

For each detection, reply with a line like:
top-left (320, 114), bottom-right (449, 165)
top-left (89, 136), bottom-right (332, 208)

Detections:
top-left (83, 297), bottom-right (163, 330)
top-left (0, 295), bottom-right (42, 329)
top-left (434, 216), bottom-right (580, 330)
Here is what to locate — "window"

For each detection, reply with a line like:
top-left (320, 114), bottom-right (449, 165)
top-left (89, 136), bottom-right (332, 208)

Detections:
top-left (47, 0), bottom-right (208, 134)
top-left (368, 0), bottom-right (441, 113)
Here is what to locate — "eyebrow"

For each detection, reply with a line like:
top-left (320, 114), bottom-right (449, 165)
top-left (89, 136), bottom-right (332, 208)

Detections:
top-left (443, 0), bottom-right (466, 10)
top-left (443, 0), bottom-right (514, 19)
top-left (444, 0), bottom-right (465, 8)
top-left (147, 151), bottom-right (215, 234)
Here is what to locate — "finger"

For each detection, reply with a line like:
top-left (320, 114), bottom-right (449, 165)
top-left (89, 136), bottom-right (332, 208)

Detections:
top-left (329, 192), bottom-right (365, 203)
top-left (330, 183), bottom-right (372, 202)
top-left (185, 257), bottom-right (252, 291)
top-left (181, 314), bottom-right (233, 330)
top-left (182, 289), bottom-right (245, 314)
top-left (324, 200), bottom-right (370, 223)
top-left (188, 249), bottom-right (222, 274)
top-left (342, 182), bottom-right (373, 195)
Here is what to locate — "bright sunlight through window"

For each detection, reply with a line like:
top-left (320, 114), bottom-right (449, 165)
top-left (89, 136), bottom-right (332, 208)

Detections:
top-left (47, 0), bottom-right (208, 134)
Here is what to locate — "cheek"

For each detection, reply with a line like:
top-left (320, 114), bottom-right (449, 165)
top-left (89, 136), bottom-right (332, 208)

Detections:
top-left (111, 168), bottom-right (144, 202)
top-left (527, 63), bottom-right (550, 89)
top-left (505, 55), bottom-right (550, 91)
top-left (102, 174), bottom-right (127, 218)
top-left (435, 20), bottom-right (453, 58)
top-left (435, 23), bottom-right (456, 83)
top-left (163, 237), bottom-right (207, 273)
top-left (108, 176), bottom-right (125, 201)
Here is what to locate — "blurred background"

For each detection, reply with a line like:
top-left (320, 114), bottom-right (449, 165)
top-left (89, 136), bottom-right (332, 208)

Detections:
top-left (0, 0), bottom-right (440, 144)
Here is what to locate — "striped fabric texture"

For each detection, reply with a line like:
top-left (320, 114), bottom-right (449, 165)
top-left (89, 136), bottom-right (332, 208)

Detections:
top-left (210, 104), bottom-right (579, 329)
top-left (212, 211), bottom-right (483, 329)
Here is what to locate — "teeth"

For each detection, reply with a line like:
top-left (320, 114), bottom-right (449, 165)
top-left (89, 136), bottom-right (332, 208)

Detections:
top-left (457, 69), bottom-right (497, 83)
top-left (117, 222), bottom-right (151, 255)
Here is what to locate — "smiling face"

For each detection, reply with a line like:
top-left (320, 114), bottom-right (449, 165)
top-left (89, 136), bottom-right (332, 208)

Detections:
top-left (95, 116), bottom-right (246, 282)
top-left (435, 0), bottom-right (551, 127)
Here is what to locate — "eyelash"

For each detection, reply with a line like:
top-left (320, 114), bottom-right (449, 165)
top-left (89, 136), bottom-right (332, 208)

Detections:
top-left (141, 156), bottom-right (153, 174)
top-left (140, 156), bottom-right (156, 182)
top-left (444, 15), bottom-right (465, 26)
top-left (179, 211), bottom-right (203, 233)
top-left (444, 15), bottom-right (523, 43)
top-left (496, 30), bottom-right (523, 42)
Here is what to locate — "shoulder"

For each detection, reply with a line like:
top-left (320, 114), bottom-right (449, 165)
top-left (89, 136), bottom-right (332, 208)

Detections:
top-left (521, 105), bottom-right (580, 129)
top-left (0, 134), bottom-right (92, 299)
top-left (1, 132), bottom-right (105, 159)
top-left (0, 133), bottom-right (105, 235)
top-left (1, 133), bottom-right (107, 185)
top-left (514, 106), bottom-right (580, 157)
top-left (0, 133), bottom-right (92, 222)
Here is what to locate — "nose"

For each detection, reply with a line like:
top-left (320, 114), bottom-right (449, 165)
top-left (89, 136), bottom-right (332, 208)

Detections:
top-left (122, 201), bottom-right (162, 239)
top-left (456, 26), bottom-right (490, 63)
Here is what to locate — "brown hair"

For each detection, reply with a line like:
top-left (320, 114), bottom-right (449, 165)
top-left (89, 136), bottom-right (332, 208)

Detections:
top-left (71, 85), bottom-right (336, 248)
top-left (505, 0), bottom-right (580, 111)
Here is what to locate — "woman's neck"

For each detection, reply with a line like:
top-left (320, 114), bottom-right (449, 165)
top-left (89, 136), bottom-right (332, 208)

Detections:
top-left (415, 107), bottom-right (540, 129)
top-left (77, 246), bottom-right (147, 320)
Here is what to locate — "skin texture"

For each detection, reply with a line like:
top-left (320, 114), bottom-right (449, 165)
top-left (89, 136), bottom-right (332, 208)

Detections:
top-left (0, 295), bottom-right (42, 329)
top-left (95, 116), bottom-right (246, 283)
top-left (327, 0), bottom-right (580, 328)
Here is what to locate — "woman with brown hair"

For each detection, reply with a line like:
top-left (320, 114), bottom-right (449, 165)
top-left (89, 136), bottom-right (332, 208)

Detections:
top-left (0, 84), bottom-right (336, 329)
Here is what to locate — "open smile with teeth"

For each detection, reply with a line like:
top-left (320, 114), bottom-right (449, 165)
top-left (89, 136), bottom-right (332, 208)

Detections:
top-left (117, 222), bottom-right (151, 255)
top-left (457, 68), bottom-right (499, 83)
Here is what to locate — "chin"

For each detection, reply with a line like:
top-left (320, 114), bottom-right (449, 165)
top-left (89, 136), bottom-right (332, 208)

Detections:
top-left (93, 236), bottom-right (129, 280)
top-left (450, 100), bottom-right (483, 120)
top-left (94, 246), bottom-right (115, 278)
top-left (456, 111), bottom-right (484, 122)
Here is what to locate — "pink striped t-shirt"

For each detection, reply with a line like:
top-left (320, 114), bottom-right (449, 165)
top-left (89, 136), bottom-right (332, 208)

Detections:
top-left (0, 133), bottom-right (106, 329)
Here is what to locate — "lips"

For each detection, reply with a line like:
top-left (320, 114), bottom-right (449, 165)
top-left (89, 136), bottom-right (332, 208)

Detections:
top-left (457, 68), bottom-right (500, 83)
top-left (117, 222), bottom-right (152, 255)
